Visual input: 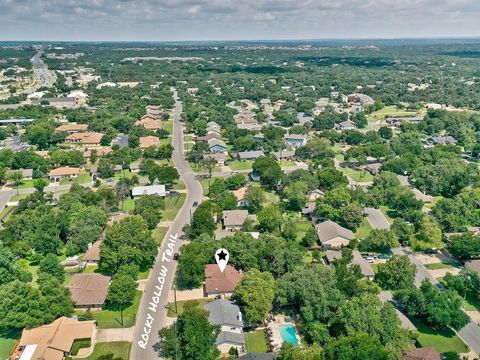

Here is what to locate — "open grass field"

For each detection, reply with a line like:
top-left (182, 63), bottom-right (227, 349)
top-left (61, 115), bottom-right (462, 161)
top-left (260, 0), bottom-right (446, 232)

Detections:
top-left (0, 337), bottom-right (17, 360)
top-left (60, 172), bottom-right (91, 185)
top-left (245, 330), bottom-right (269, 353)
top-left (10, 193), bottom-right (28, 201)
top-left (356, 218), bottom-right (373, 239)
top-left (91, 291), bottom-right (141, 328)
top-left (366, 105), bottom-right (425, 122)
top-left (166, 298), bottom-right (212, 317)
top-left (339, 166), bottom-right (374, 182)
top-left (413, 320), bottom-right (469, 353)
top-left (161, 193), bottom-right (186, 221)
top-left (76, 341), bottom-right (131, 360)
top-left (228, 160), bottom-right (253, 171)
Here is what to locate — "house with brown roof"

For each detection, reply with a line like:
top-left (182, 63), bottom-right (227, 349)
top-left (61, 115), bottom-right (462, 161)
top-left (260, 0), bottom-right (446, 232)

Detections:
top-left (401, 347), bottom-right (441, 360)
top-left (65, 132), bottom-right (104, 146)
top-left (83, 147), bottom-right (112, 159)
top-left (55, 123), bottom-right (89, 133)
top-left (315, 220), bottom-right (355, 249)
top-left (204, 153), bottom-right (226, 166)
top-left (204, 264), bottom-right (244, 297)
top-left (83, 240), bottom-right (101, 263)
top-left (351, 250), bottom-right (375, 280)
top-left (222, 210), bottom-right (255, 230)
top-left (49, 166), bottom-right (80, 182)
top-left (12, 317), bottom-right (95, 360)
top-left (135, 117), bottom-right (162, 130)
top-left (139, 136), bottom-right (160, 149)
top-left (69, 273), bottom-right (111, 309)
top-left (232, 187), bottom-right (249, 207)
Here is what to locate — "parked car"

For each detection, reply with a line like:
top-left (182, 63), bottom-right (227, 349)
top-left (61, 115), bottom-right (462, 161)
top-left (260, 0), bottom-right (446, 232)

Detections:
top-left (378, 253), bottom-right (392, 260)
top-left (193, 201), bottom-right (198, 207)
top-left (365, 256), bottom-right (375, 263)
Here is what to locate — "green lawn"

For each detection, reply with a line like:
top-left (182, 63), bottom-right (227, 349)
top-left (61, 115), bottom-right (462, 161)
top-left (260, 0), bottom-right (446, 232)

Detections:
top-left (199, 177), bottom-right (221, 195)
top-left (166, 298), bottom-right (212, 317)
top-left (245, 330), bottom-right (269, 353)
top-left (172, 180), bottom-right (186, 190)
top-left (366, 105), bottom-right (424, 122)
top-left (83, 264), bottom-right (99, 273)
top-left (123, 198), bottom-right (136, 212)
top-left (163, 121), bottom-right (173, 134)
top-left (228, 160), bottom-right (253, 171)
top-left (188, 161), bottom-right (221, 173)
top-left (161, 194), bottom-right (186, 221)
top-left (16, 179), bottom-right (36, 189)
top-left (0, 337), bottom-right (17, 360)
top-left (296, 223), bottom-right (313, 241)
top-left (76, 341), bottom-right (131, 360)
top-left (60, 172), bottom-right (91, 185)
top-left (413, 320), bottom-right (468, 353)
top-left (91, 291), bottom-right (141, 328)
top-left (10, 193), bottom-right (28, 201)
top-left (356, 218), bottom-right (373, 239)
top-left (280, 161), bottom-right (296, 167)
top-left (339, 167), bottom-right (374, 182)
top-left (0, 206), bottom-right (14, 222)
top-left (425, 263), bottom-right (456, 270)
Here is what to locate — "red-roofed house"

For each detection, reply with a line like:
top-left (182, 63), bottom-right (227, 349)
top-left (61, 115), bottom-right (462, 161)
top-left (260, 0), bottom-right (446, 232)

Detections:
top-left (204, 264), bottom-right (244, 297)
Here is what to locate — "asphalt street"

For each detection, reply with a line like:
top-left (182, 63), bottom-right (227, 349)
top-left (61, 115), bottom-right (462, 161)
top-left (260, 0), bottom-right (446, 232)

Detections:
top-left (130, 88), bottom-right (202, 360)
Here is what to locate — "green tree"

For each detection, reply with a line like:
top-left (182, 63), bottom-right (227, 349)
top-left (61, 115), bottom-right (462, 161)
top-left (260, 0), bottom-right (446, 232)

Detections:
top-left (285, 181), bottom-right (308, 211)
top-left (157, 303), bottom-right (220, 360)
top-left (107, 274), bottom-right (137, 326)
top-left (100, 216), bottom-right (156, 273)
top-left (447, 233), bottom-right (480, 261)
top-left (8, 170), bottom-right (23, 194)
top-left (323, 333), bottom-right (390, 360)
top-left (257, 205), bottom-right (282, 232)
top-left (375, 255), bottom-right (416, 290)
top-left (360, 229), bottom-right (399, 253)
top-left (234, 269), bottom-right (275, 326)
top-left (252, 156), bottom-right (282, 188)
top-left (245, 185), bottom-right (265, 212)
top-left (38, 253), bottom-right (64, 283)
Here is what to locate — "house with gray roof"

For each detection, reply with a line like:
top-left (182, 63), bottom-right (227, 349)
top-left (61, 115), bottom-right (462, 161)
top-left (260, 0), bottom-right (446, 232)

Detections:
top-left (271, 150), bottom-right (295, 161)
top-left (284, 134), bottom-right (307, 147)
top-left (351, 250), bottom-right (375, 280)
top-left (431, 135), bottom-right (457, 145)
top-left (238, 150), bottom-right (265, 161)
top-left (316, 220), bottom-right (355, 249)
top-left (238, 353), bottom-right (275, 360)
top-left (334, 120), bottom-right (356, 131)
top-left (208, 138), bottom-right (227, 153)
top-left (204, 299), bottom-right (246, 355)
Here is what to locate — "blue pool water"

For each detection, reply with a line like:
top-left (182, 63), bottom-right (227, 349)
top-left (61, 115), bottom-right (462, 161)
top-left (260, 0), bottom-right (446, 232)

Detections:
top-left (280, 324), bottom-right (299, 346)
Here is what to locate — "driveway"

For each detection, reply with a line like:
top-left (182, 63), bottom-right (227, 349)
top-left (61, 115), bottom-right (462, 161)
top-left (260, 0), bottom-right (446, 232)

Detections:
top-left (364, 207), bottom-right (391, 230)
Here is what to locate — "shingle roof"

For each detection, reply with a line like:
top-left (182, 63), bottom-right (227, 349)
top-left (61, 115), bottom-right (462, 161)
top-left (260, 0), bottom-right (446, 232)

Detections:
top-left (238, 150), bottom-right (265, 160)
top-left (204, 299), bottom-right (243, 327)
top-left (83, 240), bottom-right (101, 262)
top-left (65, 132), bottom-right (104, 144)
top-left (238, 353), bottom-right (275, 360)
top-left (316, 220), bottom-right (355, 243)
top-left (17, 317), bottom-right (95, 360)
top-left (351, 251), bottom-right (375, 277)
top-left (223, 210), bottom-right (249, 226)
top-left (204, 264), bottom-right (244, 294)
top-left (49, 166), bottom-right (80, 177)
top-left (215, 331), bottom-right (246, 346)
top-left (401, 347), bottom-right (441, 360)
top-left (69, 273), bottom-right (111, 306)
top-left (139, 136), bottom-right (160, 149)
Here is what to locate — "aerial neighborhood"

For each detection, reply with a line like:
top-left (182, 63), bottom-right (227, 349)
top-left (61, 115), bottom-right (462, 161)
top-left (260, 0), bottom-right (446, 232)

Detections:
top-left (0, 38), bottom-right (480, 360)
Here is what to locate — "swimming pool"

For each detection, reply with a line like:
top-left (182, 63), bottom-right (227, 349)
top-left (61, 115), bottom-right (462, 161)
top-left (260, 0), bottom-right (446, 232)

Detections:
top-left (280, 324), bottom-right (299, 346)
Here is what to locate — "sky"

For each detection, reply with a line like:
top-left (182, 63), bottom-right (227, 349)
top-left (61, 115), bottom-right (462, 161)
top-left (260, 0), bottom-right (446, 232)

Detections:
top-left (1, 0), bottom-right (480, 41)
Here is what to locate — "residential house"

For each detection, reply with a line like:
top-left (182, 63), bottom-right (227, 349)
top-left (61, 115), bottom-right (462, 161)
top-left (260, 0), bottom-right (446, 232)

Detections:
top-left (431, 135), bottom-right (457, 145)
top-left (271, 150), bottom-right (295, 161)
top-left (7, 168), bottom-right (33, 180)
top-left (135, 117), bottom-right (162, 131)
top-left (208, 138), bottom-right (228, 153)
top-left (365, 163), bottom-right (382, 175)
top-left (204, 264), bottom-right (244, 297)
top-left (129, 162), bottom-right (140, 173)
top-left (139, 136), bottom-right (160, 149)
top-left (297, 112), bottom-right (314, 125)
top-left (238, 150), bottom-right (264, 161)
top-left (204, 153), bottom-right (226, 166)
top-left (207, 121), bottom-right (220, 129)
top-left (385, 117), bottom-right (423, 127)
top-left (223, 210), bottom-right (255, 230)
top-left (206, 125), bottom-right (221, 134)
top-left (65, 132), bottom-right (104, 146)
top-left (232, 187), bottom-right (249, 207)
top-left (32, 97), bottom-right (78, 108)
top-left (69, 273), bottom-right (111, 309)
top-left (351, 251), bottom-right (375, 280)
top-left (55, 123), bottom-right (89, 133)
top-left (284, 134), bottom-right (307, 147)
top-left (324, 250), bottom-right (343, 265)
top-left (83, 240), bottom-right (101, 264)
top-left (412, 188), bottom-right (434, 203)
top-left (465, 260), bottom-right (480, 275)
top-left (49, 167), bottom-right (80, 182)
top-left (346, 93), bottom-right (374, 106)
top-left (204, 299), bottom-right (246, 355)
top-left (83, 147), bottom-right (112, 159)
top-left (253, 133), bottom-right (265, 141)
top-left (334, 120), bottom-right (356, 131)
top-left (307, 189), bottom-right (324, 202)
top-left (12, 317), bottom-right (95, 360)
top-left (145, 105), bottom-right (162, 119)
top-left (132, 185), bottom-right (167, 198)
top-left (315, 220), bottom-right (355, 249)
top-left (401, 347), bottom-right (441, 360)
top-left (196, 131), bottom-right (223, 142)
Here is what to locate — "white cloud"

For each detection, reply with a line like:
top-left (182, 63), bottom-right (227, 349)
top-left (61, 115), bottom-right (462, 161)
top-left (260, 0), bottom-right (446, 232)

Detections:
top-left (0, 0), bottom-right (479, 40)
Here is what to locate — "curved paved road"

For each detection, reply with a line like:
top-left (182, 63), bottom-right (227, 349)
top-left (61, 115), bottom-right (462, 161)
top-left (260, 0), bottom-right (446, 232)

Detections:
top-left (130, 88), bottom-right (202, 360)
